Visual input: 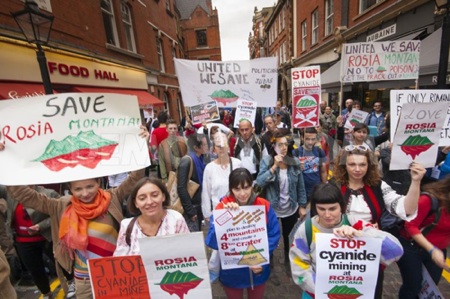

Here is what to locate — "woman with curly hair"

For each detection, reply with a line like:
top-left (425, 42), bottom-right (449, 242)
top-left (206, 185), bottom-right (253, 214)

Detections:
top-left (256, 131), bottom-right (307, 261)
top-left (397, 176), bottom-right (450, 298)
top-left (332, 145), bottom-right (426, 298)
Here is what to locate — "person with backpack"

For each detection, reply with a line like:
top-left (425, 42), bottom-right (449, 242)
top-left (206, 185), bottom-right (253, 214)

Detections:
top-left (293, 127), bottom-right (327, 199)
top-left (113, 177), bottom-right (189, 256)
top-left (397, 176), bottom-right (450, 298)
top-left (332, 145), bottom-right (426, 298)
top-left (289, 183), bottom-right (403, 299)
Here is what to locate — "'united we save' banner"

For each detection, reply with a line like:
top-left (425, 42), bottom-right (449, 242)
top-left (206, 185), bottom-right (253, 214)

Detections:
top-left (291, 66), bottom-right (321, 128)
top-left (174, 57), bottom-right (278, 107)
top-left (341, 40), bottom-right (420, 82)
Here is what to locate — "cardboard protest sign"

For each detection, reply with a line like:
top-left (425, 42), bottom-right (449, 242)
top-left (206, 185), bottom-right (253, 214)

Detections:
top-left (291, 66), bottom-right (321, 128)
top-left (390, 90), bottom-right (450, 145)
top-left (390, 102), bottom-right (448, 170)
top-left (190, 101), bottom-right (220, 124)
top-left (233, 99), bottom-right (257, 128)
top-left (139, 232), bottom-right (211, 299)
top-left (315, 233), bottom-right (381, 299)
top-left (213, 206), bottom-right (269, 270)
top-left (88, 255), bottom-right (150, 299)
top-left (341, 41), bottom-right (420, 82)
top-left (0, 93), bottom-right (150, 185)
top-left (174, 57), bottom-right (278, 107)
top-left (419, 264), bottom-right (444, 299)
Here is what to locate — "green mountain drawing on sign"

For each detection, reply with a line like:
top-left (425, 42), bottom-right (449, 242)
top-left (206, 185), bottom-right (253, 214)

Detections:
top-left (296, 98), bottom-right (316, 107)
top-left (34, 130), bottom-right (117, 161)
top-left (326, 285), bottom-right (362, 298)
top-left (210, 89), bottom-right (237, 98)
top-left (400, 135), bottom-right (433, 146)
top-left (156, 270), bottom-right (203, 299)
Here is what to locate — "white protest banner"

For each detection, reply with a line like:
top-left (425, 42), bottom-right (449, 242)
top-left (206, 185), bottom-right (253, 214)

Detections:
top-left (190, 101), bottom-right (220, 125)
top-left (213, 206), bottom-right (269, 270)
top-left (0, 93), bottom-right (149, 185)
top-left (390, 90), bottom-right (450, 145)
top-left (174, 57), bottom-right (277, 107)
top-left (419, 264), bottom-right (444, 299)
top-left (139, 232), bottom-right (212, 299)
top-left (291, 66), bottom-right (321, 128)
top-left (390, 102), bottom-right (448, 170)
top-left (341, 41), bottom-right (420, 82)
top-left (315, 234), bottom-right (381, 299)
top-left (233, 99), bottom-right (257, 128)
top-left (88, 255), bottom-right (150, 299)
top-left (344, 109), bottom-right (370, 129)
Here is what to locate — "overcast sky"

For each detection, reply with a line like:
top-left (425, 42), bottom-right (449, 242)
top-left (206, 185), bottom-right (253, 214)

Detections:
top-left (212, 0), bottom-right (276, 61)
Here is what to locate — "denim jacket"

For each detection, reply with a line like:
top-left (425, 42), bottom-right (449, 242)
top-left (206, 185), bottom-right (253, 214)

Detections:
top-left (256, 155), bottom-right (307, 212)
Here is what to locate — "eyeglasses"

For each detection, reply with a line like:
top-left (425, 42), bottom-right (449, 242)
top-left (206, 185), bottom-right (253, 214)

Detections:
top-left (344, 144), bottom-right (369, 152)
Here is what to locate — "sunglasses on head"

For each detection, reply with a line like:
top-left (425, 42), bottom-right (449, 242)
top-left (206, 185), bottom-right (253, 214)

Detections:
top-left (344, 144), bottom-right (369, 152)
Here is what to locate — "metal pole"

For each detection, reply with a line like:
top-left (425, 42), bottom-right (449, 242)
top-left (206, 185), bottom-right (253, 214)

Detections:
top-left (35, 43), bottom-right (53, 94)
top-left (437, 8), bottom-right (450, 89)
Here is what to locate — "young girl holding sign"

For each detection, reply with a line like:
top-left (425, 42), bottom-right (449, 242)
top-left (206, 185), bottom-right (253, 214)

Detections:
top-left (205, 168), bottom-right (280, 299)
top-left (289, 183), bottom-right (403, 299)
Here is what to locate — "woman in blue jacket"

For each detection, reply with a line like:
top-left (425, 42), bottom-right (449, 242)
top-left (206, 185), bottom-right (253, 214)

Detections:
top-left (256, 131), bottom-right (307, 260)
top-left (205, 168), bottom-right (280, 299)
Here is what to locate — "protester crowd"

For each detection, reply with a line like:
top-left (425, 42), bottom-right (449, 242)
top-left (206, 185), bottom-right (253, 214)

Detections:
top-left (1, 98), bottom-right (449, 299)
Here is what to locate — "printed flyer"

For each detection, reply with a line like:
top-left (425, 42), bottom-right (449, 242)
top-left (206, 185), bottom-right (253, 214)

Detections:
top-left (233, 99), bottom-right (257, 128)
top-left (315, 234), bottom-right (381, 299)
top-left (190, 101), bottom-right (220, 124)
top-left (291, 66), bottom-right (321, 128)
top-left (213, 206), bottom-right (269, 270)
top-left (390, 102), bottom-right (448, 170)
top-left (0, 93), bottom-right (150, 185)
top-left (344, 109), bottom-right (370, 130)
top-left (139, 232), bottom-right (211, 299)
top-left (390, 90), bottom-right (450, 146)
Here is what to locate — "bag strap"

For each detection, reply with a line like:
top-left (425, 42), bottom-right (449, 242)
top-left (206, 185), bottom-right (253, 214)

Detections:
top-left (420, 192), bottom-right (442, 236)
top-left (125, 216), bottom-right (139, 246)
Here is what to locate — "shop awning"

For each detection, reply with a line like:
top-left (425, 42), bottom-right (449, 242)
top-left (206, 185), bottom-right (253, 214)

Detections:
top-left (72, 86), bottom-right (165, 107)
top-left (0, 82), bottom-right (48, 100)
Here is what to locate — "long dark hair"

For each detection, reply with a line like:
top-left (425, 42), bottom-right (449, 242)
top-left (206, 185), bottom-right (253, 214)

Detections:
top-left (127, 177), bottom-right (170, 215)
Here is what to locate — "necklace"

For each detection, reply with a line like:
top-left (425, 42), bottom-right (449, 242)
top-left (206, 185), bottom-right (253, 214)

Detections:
top-left (138, 215), bottom-right (165, 237)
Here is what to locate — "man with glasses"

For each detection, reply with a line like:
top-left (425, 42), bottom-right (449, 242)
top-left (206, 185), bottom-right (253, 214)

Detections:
top-left (366, 101), bottom-right (386, 136)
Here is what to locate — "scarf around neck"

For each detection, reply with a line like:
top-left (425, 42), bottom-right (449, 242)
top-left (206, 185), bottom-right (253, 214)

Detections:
top-left (59, 189), bottom-right (111, 251)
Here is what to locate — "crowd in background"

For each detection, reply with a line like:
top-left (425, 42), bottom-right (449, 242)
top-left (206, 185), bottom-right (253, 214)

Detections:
top-left (0, 97), bottom-right (449, 299)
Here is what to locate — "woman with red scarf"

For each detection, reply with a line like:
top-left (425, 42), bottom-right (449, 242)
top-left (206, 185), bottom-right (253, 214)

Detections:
top-left (2, 126), bottom-right (149, 299)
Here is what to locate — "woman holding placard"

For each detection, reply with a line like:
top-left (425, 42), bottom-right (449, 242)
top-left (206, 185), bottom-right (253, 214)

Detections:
top-left (205, 168), bottom-right (280, 299)
top-left (113, 176), bottom-right (189, 256)
top-left (289, 183), bottom-right (403, 299)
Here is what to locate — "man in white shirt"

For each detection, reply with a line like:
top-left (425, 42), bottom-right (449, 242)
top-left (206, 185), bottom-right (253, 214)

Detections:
top-left (233, 119), bottom-right (264, 180)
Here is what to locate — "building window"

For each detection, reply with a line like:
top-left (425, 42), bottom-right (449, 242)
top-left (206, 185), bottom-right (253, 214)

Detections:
top-left (282, 7), bottom-right (285, 29)
top-left (121, 2), bottom-right (136, 52)
top-left (360, 0), bottom-right (382, 13)
top-left (280, 46), bottom-right (284, 64)
top-left (258, 22), bottom-right (264, 39)
top-left (311, 9), bottom-right (319, 45)
top-left (325, 0), bottom-right (334, 36)
top-left (101, 0), bottom-right (118, 46)
top-left (156, 38), bottom-right (165, 73)
top-left (301, 21), bottom-right (307, 51)
top-left (166, 0), bottom-right (170, 11)
top-left (196, 29), bottom-right (207, 47)
top-left (283, 41), bottom-right (287, 62)
top-left (278, 13), bottom-right (282, 33)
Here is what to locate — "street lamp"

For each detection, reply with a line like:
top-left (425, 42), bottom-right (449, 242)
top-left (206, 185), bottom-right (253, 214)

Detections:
top-left (434, 0), bottom-right (450, 89)
top-left (11, 0), bottom-right (54, 94)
